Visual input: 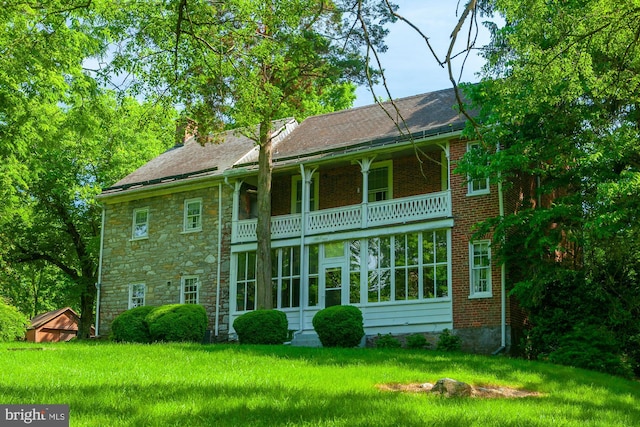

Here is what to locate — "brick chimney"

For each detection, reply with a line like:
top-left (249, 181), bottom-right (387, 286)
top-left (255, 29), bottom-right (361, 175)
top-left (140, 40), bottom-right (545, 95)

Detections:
top-left (174, 117), bottom-right (197, 146)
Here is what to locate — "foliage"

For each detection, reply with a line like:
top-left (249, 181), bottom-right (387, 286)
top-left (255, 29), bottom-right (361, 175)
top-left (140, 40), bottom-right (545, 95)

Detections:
top-left (406, 333), bottom-right (431, 350)
top-left (458, 0), bottom-right (640, 375)
top-left (98, 0), bottom-right (389, 310)
top-left (110, 306), bottom-right (156, 344)
top-left (312, 305), bottom-right (364, 348)
top-left (2, 342), bottom-right (640, 426)
top-left (375, 333), bottom-right (401, 349)
top-left (0, 3), bottom-right (177, 337)
top-left (436, 329), bottom-right (461, 352)
top-left (146, 304), bottom-right (208, 343)
top-left (546, 323), bottom-right (633, 379)
top-left (232, 310), bottom-right (288, 345)
top-left (0, 299), bottom-right (29, 342)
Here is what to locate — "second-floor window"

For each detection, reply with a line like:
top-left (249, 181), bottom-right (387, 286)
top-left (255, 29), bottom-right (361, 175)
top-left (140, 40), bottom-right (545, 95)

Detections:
top-left (368, 161), bottom-right (392, 202)
top-left (467, 142), bottom-right (490, 195)
top-left (132, 208), bottom-right (149, 239)
top-left (184, 198), bottom-right (202, 232)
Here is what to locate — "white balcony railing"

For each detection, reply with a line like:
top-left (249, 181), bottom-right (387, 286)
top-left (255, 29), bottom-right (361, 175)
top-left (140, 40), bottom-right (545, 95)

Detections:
top-left (233, 190), bottom-right (451, 243)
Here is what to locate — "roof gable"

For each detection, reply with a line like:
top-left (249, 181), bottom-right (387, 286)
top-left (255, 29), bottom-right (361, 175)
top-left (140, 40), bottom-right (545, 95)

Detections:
top-left (28, 307), bottom-right (79, 330)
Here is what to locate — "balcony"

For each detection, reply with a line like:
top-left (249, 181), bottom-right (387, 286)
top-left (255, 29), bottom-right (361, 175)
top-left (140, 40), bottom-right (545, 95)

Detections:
top-left (232, 190), bottom-right (451, 243)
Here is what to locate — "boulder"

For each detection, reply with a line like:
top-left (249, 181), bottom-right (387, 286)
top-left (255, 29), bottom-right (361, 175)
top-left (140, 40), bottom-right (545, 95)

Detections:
top-left (430, 378), bottom-right (473, 397)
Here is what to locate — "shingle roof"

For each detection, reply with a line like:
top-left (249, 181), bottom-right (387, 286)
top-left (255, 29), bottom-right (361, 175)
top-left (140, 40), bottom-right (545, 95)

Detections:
top-left (268, 87), bottom-right (467, 164)
top-left (28, 307), bottom-right (79, 330)
top-left (100, 88), bottom-right (468, 196)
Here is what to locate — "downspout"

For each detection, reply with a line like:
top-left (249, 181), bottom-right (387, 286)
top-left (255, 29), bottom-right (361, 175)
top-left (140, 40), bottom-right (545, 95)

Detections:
top-left (214, 182), bottom-right (223, 339)
top-left (494, 145), bottom-right (507, 355)
top-left (95, 205), bottom-right (106, 337)
top-left (291, 164), bottom-right (310, 343)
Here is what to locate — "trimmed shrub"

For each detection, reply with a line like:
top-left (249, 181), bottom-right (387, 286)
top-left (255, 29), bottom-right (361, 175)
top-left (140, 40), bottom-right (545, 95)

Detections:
top-left (436, 329), bottom-right (461, 351)
top-left (312, 305), bottom-right (364, 348)
top-left (110, 305), bottom-right (156, 343)
top-left (375, 333), bottom-right (401, 349)
top-left (146, 304), bottom-right (207, 343)
top-left (406, 333), bottom-right (431, 350)
top-left (0, 300), bottom-right (28, 342)
top-left (233, 310), bottom-right (288, 345)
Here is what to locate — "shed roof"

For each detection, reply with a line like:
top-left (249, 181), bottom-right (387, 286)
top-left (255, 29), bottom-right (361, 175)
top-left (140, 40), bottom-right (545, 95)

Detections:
top-left (28, 307), bottom-right (79, 330)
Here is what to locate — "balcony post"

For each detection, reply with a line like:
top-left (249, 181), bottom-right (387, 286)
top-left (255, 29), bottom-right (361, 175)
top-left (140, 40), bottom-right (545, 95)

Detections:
top-left (357, 157), bottom-right (374, 228)
top-left (232, 180), bottom-right (242, 242)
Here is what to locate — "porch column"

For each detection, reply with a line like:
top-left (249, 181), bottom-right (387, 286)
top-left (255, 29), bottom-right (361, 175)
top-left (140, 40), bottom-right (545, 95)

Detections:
top-left (231, 180), bottom-right (242, 242)
top-left (357, 157), bottom-right (375, 229)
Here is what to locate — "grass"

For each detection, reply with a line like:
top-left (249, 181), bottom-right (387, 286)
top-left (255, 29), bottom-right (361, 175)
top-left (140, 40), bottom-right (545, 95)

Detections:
top-left (0, 341), bottom-right (638, 426)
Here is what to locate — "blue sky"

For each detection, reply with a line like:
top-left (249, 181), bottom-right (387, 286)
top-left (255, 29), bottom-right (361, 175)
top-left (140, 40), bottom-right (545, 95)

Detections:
top-left (353, 1), bottom-right (493, 107)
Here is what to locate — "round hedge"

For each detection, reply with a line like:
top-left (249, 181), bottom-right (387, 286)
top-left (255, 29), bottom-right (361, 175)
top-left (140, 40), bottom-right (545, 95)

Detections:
top-left (146, 304), bottom-right (208, 343)
top-left (0, 300), bottom-right (28, 342)
top-left (110, 305), bottom-right (156, 343)
top-left (233, 310), bottom-right (288, 344)
top-left (312, 305), bottom-right (364, 348)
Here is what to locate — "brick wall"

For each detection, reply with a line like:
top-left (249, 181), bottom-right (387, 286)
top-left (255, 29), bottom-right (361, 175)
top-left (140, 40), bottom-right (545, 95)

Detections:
top-left (448, 139), bottom-right (503, 331)
top-left (99, 183), bottom-right (232, 340)
top-left (271, 153), bottom-right (445, 214)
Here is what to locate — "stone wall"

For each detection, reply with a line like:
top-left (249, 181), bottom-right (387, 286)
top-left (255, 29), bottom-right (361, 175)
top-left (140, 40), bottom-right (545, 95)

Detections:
top-left (98, 183), bottom-right (233, 339)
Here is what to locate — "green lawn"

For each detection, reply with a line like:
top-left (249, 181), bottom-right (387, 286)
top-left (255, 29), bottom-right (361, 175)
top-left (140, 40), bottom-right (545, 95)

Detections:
top-left (0, 342), bottom-right (638, 426)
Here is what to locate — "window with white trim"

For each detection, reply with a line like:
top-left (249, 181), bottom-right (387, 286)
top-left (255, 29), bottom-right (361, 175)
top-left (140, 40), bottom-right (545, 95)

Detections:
top-left (361, 230), bottom-right (449, 304)
top-left (128, 283), bottom-right (146, 308)
top-left (132, 208), bottom-right (149, 239)
top-left (470, 240), bottom-right (492, 297)
top-left (467, 142), bottom-right (490, 195)
top-left (236, 251), bottom-right (256, 311)
top-left (181, 276), bottom-right (200, 304)
top-left (271, 246), bottom-right (301, 308)
top-left (236, 248), bottom-right (304, 312)
top-left (183, 198), bottom-right (202, 232)
top-left (368, 161), bottom-right (393, 202)
top-left (291, 175), bottom-right (318, 213)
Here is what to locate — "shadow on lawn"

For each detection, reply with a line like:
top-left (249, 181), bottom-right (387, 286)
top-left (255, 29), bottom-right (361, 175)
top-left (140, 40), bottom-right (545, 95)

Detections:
top-left (1, 377), bottom-right (639, 427)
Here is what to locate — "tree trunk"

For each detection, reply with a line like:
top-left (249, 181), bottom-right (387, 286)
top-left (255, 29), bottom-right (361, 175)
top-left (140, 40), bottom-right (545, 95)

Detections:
top-left (256, 120), bottom-right (273, 310)
top-left (77, 279), bottom-right (95, 339)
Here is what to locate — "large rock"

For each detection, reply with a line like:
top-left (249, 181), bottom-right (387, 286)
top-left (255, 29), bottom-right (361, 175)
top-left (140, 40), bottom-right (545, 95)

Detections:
top-left (430, 378), bottom-right (473, 397)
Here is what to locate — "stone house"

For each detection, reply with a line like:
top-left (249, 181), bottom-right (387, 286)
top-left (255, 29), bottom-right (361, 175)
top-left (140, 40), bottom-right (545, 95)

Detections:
top-left (96, 88), bottom-right (522, 353)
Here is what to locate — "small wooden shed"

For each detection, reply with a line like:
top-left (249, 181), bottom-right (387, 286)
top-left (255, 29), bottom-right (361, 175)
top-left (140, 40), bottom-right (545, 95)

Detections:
top-left (26, 307), bottom-right (93, 343)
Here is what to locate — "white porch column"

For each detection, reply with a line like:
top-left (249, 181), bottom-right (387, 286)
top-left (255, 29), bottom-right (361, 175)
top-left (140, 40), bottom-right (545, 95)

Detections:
top-left (357, 157), bottom-right (375, 229)
top-left (231, 180), bottom-right (242, 242)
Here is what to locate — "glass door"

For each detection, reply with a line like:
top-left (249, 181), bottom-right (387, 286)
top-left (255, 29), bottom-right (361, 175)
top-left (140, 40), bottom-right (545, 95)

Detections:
top-left (324, 265), bottom-right (343, 307)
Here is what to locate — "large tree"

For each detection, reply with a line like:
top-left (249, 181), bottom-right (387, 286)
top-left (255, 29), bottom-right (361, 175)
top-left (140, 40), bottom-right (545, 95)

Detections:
top-left (457, 0), bottom-right (640, 376)
top-left (1, 91), bottom-right (176, 337)
top-left (100, 0), bottom-right (387, 309)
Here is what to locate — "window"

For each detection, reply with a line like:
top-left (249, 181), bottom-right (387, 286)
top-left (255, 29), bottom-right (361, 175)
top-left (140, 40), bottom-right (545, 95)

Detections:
top-left (350, 230), bottom-right (449, 304)
top-left (467, 142), bottom-right (490, 195)
top-left (128, 283), bottom-right (146, 308)
top-left (272, 246), bottom-right (301, 309)
top-left (368, 161), bottom-right (392, 202)
top-left (181, 276), bottom-right (200, 304)
top-left (470, 241), bottom-right (491, 297)
top-left (132, 208), bottom-right (149, 239)
top-left (291, 175), bottom-right (318, 213)
top-left (183, 198), bottom-right (202, 232)
top-left (236, 247), bottom-right (303, 311)
top-left (236, 251), bottom-right (257, 311)
top-left (367, 237), bottom-right (392, 302)
top-left (308, 245), bottom-right (319, 307)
